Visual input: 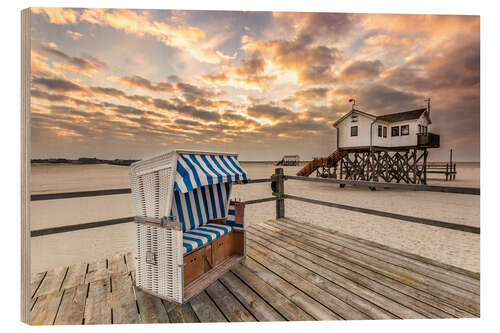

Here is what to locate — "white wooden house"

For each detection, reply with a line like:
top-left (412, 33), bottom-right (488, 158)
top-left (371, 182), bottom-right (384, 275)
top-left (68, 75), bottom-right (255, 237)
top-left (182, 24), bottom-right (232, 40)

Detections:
top-left (333, 108), bottom-right (438, 149)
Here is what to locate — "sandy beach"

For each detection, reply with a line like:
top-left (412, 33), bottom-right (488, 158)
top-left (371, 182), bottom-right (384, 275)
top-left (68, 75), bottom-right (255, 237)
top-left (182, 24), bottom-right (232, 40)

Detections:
top-left (30, 162), bottom-right (480, 274)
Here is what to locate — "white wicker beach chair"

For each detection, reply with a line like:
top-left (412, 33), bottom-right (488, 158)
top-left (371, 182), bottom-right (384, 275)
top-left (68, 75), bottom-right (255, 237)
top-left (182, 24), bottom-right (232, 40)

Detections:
top-left (129, 150), bottom-right (247, 303)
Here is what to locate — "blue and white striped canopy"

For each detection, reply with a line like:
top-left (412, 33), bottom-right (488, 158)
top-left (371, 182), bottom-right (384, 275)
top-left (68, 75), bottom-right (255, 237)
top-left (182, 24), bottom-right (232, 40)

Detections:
top-left (174, 153), bottom-right (247, 193)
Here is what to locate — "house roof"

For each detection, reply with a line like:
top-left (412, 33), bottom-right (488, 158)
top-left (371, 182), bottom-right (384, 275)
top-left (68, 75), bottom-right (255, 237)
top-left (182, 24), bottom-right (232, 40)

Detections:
top-left (332, 109), bottom-right (376, 127)
top-left (376, 108), bottom-right (428, 123)
top-left (333, 107), bottom-right (430, 127)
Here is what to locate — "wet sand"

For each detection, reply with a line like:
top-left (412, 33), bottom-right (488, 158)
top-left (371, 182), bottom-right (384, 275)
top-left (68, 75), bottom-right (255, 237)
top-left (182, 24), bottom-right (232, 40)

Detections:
top-left (30, 162), bottom-right (480, 273)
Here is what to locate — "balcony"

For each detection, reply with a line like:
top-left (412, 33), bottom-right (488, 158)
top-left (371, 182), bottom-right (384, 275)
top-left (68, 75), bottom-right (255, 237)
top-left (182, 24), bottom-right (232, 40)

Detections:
top-left (417, 132), bottom-right (440, 148)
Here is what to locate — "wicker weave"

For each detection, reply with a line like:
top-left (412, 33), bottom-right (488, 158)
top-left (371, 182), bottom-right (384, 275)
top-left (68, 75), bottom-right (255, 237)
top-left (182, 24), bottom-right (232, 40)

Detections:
top-left (130, 151), bottom-right (183, 303)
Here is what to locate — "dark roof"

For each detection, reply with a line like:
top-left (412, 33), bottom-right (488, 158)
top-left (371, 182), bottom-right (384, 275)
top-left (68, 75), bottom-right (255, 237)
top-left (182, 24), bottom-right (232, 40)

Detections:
top-left (376, 108), bottom-right (427, 123)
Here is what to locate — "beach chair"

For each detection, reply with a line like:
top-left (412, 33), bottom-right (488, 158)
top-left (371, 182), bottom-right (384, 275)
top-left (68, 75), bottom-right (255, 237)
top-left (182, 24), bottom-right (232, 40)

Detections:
top-left (129, 150), bottom-right (247, 303)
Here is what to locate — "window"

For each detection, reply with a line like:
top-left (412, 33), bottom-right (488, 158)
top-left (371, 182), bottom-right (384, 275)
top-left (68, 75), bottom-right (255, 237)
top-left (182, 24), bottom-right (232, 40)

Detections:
top-left (383, 126), bottom-right (387, 138)
top-left (401, 125), bottom-right (409, 136)
top-left (351, 126), bottom-right (358, 136)
top-left (378, 125), bottom-right (382, 137)
top-left (391, 126), bottom-right (399, 137)
top-left (351, 114), bottom-right (358, 123)
top-left (424, 126), bottom-right (428, 135)
top-left (418, 124), bottom-right (422, 134)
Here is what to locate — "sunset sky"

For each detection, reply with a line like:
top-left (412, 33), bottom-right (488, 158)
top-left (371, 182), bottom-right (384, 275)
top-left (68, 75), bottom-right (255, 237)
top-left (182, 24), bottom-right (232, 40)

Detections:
top-left (30, 8), bottom-right (480, 161)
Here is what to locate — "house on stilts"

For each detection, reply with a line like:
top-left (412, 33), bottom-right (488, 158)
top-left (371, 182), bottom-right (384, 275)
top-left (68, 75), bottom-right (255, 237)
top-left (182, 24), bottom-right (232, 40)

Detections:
top-left (297, 102), bottom-right (440, 184)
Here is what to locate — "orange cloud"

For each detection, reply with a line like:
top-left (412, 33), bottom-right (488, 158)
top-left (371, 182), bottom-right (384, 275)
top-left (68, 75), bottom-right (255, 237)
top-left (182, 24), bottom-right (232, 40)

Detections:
top-left (241, 35), bottom-right (340, 84)
top-left (30, 49), bottom-right (63, 77)
top-left (79, 8), bottom-right (231, 64)
top-left (31, 7), bottom-right (79, 25)
top-left (66, 30), bottom-right (83, 40)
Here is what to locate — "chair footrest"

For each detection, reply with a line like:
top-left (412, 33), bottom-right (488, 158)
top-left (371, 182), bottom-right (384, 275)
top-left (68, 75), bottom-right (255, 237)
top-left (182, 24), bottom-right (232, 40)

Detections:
top-left (184, 255), bottom-right (244, 301)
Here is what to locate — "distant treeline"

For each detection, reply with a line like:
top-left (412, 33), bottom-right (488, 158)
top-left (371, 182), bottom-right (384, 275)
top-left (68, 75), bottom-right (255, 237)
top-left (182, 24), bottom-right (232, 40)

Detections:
top-left (31, 157), bottom-right (138, 166)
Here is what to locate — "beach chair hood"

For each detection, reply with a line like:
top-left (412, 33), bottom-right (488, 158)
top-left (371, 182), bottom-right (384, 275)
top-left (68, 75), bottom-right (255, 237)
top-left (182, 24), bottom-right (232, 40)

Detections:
top-left (130, 150), bottom-right (248, 232)
top-left (174, 151), bottom-right (247, 193)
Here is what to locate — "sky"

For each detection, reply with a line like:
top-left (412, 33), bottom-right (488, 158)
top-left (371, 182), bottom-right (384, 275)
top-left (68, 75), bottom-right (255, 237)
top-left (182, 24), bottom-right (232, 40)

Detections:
top-left (30, 8), bottom-right (480, 161)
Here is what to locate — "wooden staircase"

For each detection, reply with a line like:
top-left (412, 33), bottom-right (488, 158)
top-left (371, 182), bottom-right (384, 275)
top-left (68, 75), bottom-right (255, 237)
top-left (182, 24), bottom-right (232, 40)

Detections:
top-left (297, 150), bottom-right (343, 177)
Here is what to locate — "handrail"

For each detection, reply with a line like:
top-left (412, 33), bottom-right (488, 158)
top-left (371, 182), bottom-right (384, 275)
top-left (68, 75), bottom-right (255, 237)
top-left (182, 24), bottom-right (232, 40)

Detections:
top-left (31, 188), bottom-right (132, 201)
top-left (285, 175), bottom-right (479, 195)
top-left (30, 195), bottom-right (277, 237)
top-left (30, 178), bottom-right (273, 201)
top-left (29, 172), bottom-right (479, 237)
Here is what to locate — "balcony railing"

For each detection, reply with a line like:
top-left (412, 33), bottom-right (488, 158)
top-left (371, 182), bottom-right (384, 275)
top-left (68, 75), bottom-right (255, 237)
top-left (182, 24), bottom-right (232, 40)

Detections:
top-left (418, 132), bottom-right (440, 148)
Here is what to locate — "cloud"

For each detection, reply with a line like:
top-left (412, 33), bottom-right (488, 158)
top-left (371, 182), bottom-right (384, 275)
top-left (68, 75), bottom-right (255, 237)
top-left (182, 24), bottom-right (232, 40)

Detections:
top-left (200, 73), bottom-right (229, 84)
top-left (79, 8), bottom-right (232, 64)
top-left (246, 104), bottom-right (295, 121)
top-left (31, 7), bottom-right (79, 25)
top-left (357, 85), bottom-right (421, 113)
top-left (273, 12), bottom-right (357, 43)
top-left (340, 60), bottom-right (383, 81)
top-left (242, 34), bottom-right (341, 84)
top-left (32, 77), bottom-right (90, 95)
top-left (109, 75), bottom-right (175, 92)
top-left (175, 118), bottom-right (202, 127)
top-left (382, 40), bottom-right (479, 91)
top-left (66, 30), bottom-right (83, 40)
top-left (293, 88), bottom-right (330, 100)
top-left (30, 49), bottom-right (64, 77)
top-left (200, 51), bottom-right (277, 89)
top-left (153, 98), bottom-right (221, 121)
top-left (38, 44), bottom-right (107, 77)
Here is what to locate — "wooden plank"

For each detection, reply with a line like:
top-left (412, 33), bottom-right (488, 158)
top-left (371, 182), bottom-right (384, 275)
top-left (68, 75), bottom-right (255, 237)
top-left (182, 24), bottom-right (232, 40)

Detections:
top-left (108, 253), bottom-right (128, 276)
top-left (243, 257), bottom-right (340, 320)
top-left (85, 258), bottom-right (108, 283)
top-left (248, 227), bottom-right (451, 319)
top-left (247, 232), bottom-right (421, 319)
top-left (30, 290), bottom-right (64, 325)
top-left (270, 220), bottom-right (480, 308)
top-left (31, 271), bottom-right (46, 298)
top-left (231, 265), bottom-right (314, 321)
top-left (282, 218), bottom-right (480, 291)
top-left (184, 255), bottom-right (244, 301)
top-left (247, 246), bottom-right (370, 320)
top-left (61, 263), bottom-right (87, 290)
top-left (54, 284), bottom-right (87, 325)
top-left (189, 291), bottom-right (227, 322)
top-left (284, 218), bottom-right (479, 280)
top-left (110, 273), bottom-right (140, 324)
top-left (135, 288), bottom-right (170, 323)
top-left (34, 266), bottom-right (67, 298)
top-left (205, 280), bottom-right (256, 322)
top-left (219, 271), bottom-right (285, 321)
top-left (31, 217), bottom-right (134, 237)
top-left (257, 223), bottom-right (475, 318)
top-left (84, 277), bottom-right (111, 324)
top-left (167, 303), bottom-right (199, 323)
top-left (256, 222), bottom-right (479, 317)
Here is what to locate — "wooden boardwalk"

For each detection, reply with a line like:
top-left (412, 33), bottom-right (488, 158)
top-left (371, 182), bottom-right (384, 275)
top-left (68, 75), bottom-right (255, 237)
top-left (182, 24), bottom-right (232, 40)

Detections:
top-left (29, 218), bottom-right (480, 324)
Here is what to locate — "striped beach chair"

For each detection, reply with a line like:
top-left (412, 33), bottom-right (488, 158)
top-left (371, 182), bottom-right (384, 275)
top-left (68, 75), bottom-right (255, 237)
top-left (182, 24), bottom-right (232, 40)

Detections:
top-left (129, 150), bottom-right (247, 303)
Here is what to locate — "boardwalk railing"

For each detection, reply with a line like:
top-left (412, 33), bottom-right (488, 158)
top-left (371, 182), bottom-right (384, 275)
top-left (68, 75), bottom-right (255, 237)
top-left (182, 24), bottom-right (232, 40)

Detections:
top-left (30, 168), bottom-right (479, 237)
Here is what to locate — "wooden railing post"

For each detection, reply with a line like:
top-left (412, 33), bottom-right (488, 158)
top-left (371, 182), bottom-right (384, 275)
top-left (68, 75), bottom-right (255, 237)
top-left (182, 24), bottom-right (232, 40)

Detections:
top-left (274, 168), bottom-right (285, 219)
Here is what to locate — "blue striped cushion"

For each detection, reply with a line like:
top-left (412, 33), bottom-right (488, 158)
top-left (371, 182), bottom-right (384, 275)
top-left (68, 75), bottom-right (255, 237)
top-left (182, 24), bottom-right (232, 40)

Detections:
top-left (183, 223), bottom-right (233, 254)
